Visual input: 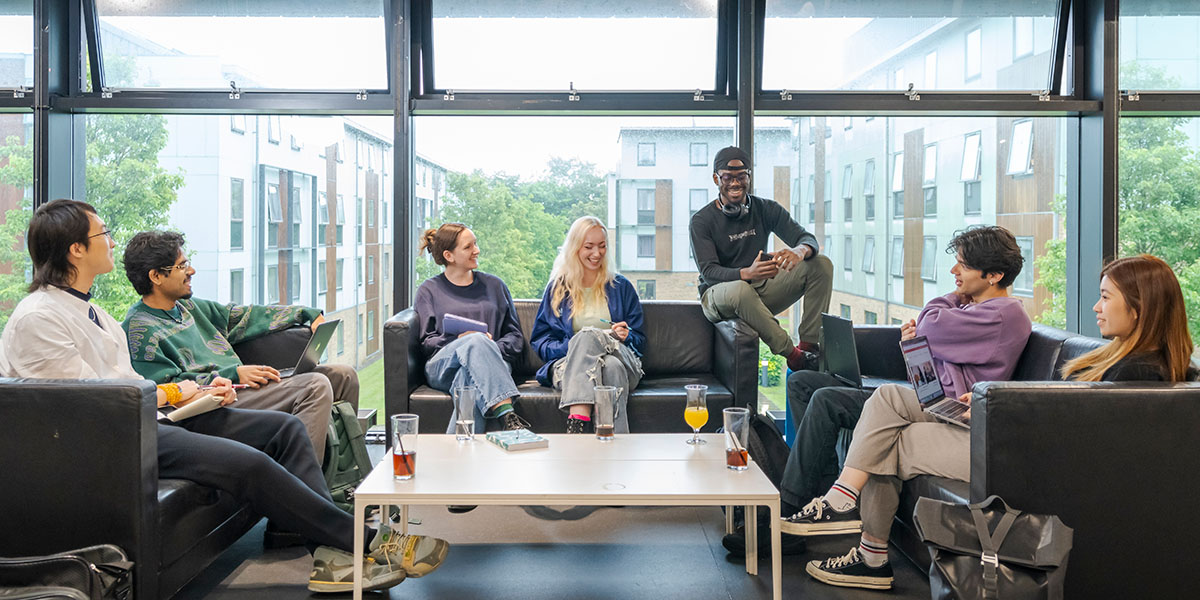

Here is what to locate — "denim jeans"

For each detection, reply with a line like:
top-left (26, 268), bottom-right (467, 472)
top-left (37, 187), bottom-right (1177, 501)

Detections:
top-left (779, 370), bottom-right (871, 509)
top-left (551, 328), bottom-right (643, 434)
top-left (424, 333), bottom-right (521, 434)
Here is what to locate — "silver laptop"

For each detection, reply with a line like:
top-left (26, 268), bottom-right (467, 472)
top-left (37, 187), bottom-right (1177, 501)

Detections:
top-left (279, 319), bottom-right (341, 378)
top-left (899, 336), bottom-right (969, 428)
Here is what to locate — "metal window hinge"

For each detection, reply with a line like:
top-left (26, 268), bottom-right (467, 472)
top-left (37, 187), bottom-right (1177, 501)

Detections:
top-left (443, 89), bottom-right (455, 101)
top-left (355, 89), bottom-right (368, 101)
top-left (780, 89), bottom-right (792, 101)
top-left (1036, 89), bottom-right (1050, 101)
top-left (694, 89), bottom-right (705, 102)
top-left (1124, 90), bottom-right (1140, 102)
top-left (905, 83), bottom-right (920, 101)
top-left (228, 81), bottom-right (241, 100)
top-left (568, 82), bottom-right (579, 102)
top-left (12, 86), bottom-right (29, 98)
top-left (100, 87), bottom-right (115, 99)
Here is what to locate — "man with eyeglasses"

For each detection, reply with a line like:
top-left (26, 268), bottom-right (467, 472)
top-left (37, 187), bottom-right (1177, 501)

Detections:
top-left (689, 146), bottom-right (833, 372)
top-left (120, 230), bottom-right (358, 468)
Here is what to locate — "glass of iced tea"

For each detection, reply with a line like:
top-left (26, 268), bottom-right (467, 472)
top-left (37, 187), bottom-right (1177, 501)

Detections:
top-left (593, 386), bottom-right (617, 442)
top-left (684, 384), bottom-right (708, 445)
top-left (390, 414), bottom-right (419, 480)
top-left (723, 407), bottom-right (750, 471)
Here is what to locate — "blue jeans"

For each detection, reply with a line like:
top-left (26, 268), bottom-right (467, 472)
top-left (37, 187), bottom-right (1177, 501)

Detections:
top-left (424, 333), bottom-right (521, 434)
top-left (551, 328), bottom-right (643, 434)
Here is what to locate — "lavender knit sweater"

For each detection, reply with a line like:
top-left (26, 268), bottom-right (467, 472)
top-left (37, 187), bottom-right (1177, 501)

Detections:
top-left (914, 293), bottom-right (1033, 398)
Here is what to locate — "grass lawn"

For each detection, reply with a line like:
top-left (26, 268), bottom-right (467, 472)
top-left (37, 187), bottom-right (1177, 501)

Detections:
top-left (758, 382), bottom-right (786, 412)
top-left (356, 356), bottom-right (386, 421)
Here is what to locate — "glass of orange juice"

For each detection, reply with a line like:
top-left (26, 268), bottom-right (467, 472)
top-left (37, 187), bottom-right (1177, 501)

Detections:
top-left (684, 384), bottom-right (708, 445)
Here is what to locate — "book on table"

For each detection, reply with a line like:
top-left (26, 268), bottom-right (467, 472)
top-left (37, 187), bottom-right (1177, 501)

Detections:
top-left (486, 429), bottom-right (549, 451)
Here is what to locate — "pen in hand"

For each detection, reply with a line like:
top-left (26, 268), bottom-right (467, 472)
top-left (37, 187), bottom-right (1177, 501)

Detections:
top-left (200, 384), bottom-right (250, 390)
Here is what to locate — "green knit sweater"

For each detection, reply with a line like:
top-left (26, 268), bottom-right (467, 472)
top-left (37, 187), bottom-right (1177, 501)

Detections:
top-left (123, 298), bottom-right (322, 384)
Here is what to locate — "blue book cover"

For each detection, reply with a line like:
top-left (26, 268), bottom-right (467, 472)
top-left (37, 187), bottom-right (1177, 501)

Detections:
top-left (443, 313), bottom-right (488, 336)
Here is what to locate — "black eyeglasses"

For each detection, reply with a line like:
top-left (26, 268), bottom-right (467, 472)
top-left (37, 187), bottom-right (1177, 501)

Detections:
top-left (718, 172), bottom-right (751, 184)
top-left (160, 260), bottom-right (191, 273)
top-left (87, 229), bottom-right (112, 240)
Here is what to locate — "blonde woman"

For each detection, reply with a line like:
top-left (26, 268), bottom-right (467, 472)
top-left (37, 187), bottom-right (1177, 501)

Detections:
top-left (531, 217), bottom-right (645, 434)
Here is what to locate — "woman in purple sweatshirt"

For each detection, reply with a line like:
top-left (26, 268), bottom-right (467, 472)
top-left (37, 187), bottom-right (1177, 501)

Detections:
top-left (413, 223), bottom-right (529, 434)
top-left (791, 226), bottom-right (1034, 591)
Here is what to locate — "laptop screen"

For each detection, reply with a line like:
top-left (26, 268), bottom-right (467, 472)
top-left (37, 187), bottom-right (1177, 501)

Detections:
top-left (820, 313), bottom-right (861, 387)
top-left (899, 336), bottom-right (945, 406)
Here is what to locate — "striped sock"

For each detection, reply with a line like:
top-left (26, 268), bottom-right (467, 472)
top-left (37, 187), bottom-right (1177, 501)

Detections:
top-left (859, 537), bottom-right (889, 568)
top-left (487, 403), bottom-right (513, 419)
top-left (823, 482), bottom-right (859, 512)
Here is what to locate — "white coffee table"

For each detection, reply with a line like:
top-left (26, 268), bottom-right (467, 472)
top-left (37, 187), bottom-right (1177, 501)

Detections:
top-left (351, 433), bottom-right (782, 599)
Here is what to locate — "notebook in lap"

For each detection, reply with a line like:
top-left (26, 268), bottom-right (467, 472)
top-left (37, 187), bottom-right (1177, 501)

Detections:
top-left (898, 336), bottom-right (970, 428)
top-left (820, 313), bottom-right (862, 388)
top-left (278, 319), bottom-right (341, 378)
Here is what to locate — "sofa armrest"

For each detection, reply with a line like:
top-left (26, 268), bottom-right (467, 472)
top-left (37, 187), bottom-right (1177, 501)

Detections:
top-left (853, 325), bottom-right (905, 379)
top-left (0, 378), bottom-right (159, 597)
top-left (969, 381), bottom-right (1200, 598)
top-left (712, 318), bottom-right (759, 408)
top-left (232, 326), bottom-right (313, 370)
top-left (384, 309), bottom-right (424, 431)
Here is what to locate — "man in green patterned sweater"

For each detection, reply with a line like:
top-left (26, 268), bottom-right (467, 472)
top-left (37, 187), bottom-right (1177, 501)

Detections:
top-left (122, 231), bottom-right (358, 463)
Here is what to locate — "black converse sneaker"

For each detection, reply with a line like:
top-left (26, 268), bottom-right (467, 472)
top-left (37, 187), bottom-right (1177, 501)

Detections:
top-left (500, 411), bottom-right (531, 431)
top-left (781, 496), bottom-right (863, 536)
top-left (566, 416), bottom-right (590, 434)
top-left (806, 547), bottom-right (893, 590)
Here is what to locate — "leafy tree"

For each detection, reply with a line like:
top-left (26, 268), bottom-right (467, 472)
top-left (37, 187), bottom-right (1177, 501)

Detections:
top-left (518, 157), bottom-right (608, 223)
top-left (0, 114), bottom-right (184, 330)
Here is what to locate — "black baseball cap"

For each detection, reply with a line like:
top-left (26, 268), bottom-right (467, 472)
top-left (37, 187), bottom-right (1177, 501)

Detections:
top-left (713, 146), bottom-right (751, 173)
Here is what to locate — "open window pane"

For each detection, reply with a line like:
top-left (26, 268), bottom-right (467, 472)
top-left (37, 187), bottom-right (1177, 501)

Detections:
top-left (431, 1), bottom-right (718, 91)
top-left (0, 0), bottom-right (32, 89)
top-left (95, 1), bottom-right (387, 90)
top-left (763, 0), bottom-right (1058, 90)
top-left (961, 132), bottom-right (982, 181)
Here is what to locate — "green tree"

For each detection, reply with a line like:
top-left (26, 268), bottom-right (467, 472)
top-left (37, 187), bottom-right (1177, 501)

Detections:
top-left (518, 157), bottom-right (608, 223)
top-left (0, 114), bottom-right (184, 330)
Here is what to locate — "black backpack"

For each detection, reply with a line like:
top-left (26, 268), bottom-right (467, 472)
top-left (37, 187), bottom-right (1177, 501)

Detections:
top-left (743, 404), bottom-right (790, 490)
top-left (322, 401), bottom-right (373, 513)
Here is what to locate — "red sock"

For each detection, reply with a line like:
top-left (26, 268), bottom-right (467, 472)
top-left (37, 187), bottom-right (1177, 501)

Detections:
top-left (569, 414), bottom-right (591, 422)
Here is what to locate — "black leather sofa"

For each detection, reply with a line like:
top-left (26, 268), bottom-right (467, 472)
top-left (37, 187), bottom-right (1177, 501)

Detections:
top-left (0, 327), bottom-right (313, 600)
top-left (385, 300), bottom-right (759, 434)
top-left (852, 323), bottom-right (1200, 598)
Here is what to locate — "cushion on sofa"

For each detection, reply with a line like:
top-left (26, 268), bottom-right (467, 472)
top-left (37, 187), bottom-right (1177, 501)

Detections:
top-left (156, 480), bottom-right (248, 569)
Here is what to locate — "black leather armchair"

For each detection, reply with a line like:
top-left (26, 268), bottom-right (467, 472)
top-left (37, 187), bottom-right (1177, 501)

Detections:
top-left (385, 300), bottom-right (759, 434)
top-left (0, 326), bottom-right (313, 600)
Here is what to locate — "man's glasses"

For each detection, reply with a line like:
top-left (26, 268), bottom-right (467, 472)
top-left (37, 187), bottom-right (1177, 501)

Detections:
top-left (718, 172), bottom-right (751, 184)
top-left (87, 229), bottom-right (112, 240)
top-left (160, 260), bottom-right (191, 273)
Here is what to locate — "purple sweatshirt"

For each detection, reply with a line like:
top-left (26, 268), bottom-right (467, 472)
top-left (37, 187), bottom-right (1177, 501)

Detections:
top-left (914, 293), bottom-right (1032, 398)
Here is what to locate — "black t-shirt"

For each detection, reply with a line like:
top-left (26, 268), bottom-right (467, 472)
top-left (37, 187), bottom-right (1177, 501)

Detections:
top-left (688, 195), bottom-right (818, 297)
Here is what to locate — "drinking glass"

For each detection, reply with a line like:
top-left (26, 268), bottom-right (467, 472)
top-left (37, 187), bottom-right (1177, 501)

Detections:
top-left (684, 384), bottom-right (708, 445)
top-left (594, 385), bottom-right (617, 441)
top-left (391, 414), bottom-right (419, 480)
top-left (723, 407), bottom-right (750, 470)
top-left (452, 385), bottom-right (478, 442)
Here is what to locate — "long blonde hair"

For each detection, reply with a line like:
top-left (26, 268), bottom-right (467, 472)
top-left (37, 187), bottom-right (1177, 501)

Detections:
top-left (548, 216), bottom-right (613, 317)
top-left (1062, 255), bottom-right (1194, 382)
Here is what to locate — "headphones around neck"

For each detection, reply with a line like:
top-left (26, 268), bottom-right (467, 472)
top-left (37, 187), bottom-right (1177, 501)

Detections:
top-left (718, 195), bottom-right (750, 220)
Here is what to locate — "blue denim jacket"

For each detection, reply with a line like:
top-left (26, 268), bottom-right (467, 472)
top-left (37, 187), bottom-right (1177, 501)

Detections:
top-left (531, 273), bottom-right (645, 386)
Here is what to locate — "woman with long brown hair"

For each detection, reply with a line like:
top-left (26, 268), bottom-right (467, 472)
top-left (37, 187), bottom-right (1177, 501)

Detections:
top-left (1062, 254), bottom-right (1194, 382)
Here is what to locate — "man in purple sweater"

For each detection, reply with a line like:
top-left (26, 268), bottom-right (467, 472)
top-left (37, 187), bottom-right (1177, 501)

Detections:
top-left (770, 226), bottom-right (1032, 590)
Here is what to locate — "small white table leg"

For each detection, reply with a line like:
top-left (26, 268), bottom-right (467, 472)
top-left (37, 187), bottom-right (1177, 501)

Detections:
top-left (770, 500), bottom-right (782, 600)
top-left (401, 504), bottom-right (409, 534)
top-left (725, 505), bottom-right (735, 534)
top-left (353, 500), bottom-right (366, 600)
top-left (745, 504), bottom-right (758, 575)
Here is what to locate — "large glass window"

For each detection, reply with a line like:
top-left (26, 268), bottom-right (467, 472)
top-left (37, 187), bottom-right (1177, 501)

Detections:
top-left (1121, 1), bottom-right (1200, 91)
top-left (0, 111), bottom-right (34, 328)
top-left (430, 1), bottom-right (718, 91)
top-left (95, 1), bottom-right (388, 90)
top-left (0, 1), bottom-right (33, 89)
top-left (762, 0), bottom-right (1058, 90)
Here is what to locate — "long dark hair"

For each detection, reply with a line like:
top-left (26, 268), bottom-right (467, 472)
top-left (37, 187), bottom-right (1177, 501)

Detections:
top-left (27, 199), bottom-right (97, 292)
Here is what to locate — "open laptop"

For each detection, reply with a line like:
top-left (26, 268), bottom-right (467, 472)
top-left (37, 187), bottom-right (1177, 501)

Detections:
top-left (278, 319), bottom-right (341, 378)
top-left (898, 336), bottom-right (969, 428)
top-left (821, 313), bottom-right (863, 388)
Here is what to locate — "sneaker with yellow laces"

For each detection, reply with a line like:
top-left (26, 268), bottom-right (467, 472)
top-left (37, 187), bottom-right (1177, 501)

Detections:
top-left (307, 546), bottom-right (406, 593)
top-left (368, 524), bottom-right (450, 578)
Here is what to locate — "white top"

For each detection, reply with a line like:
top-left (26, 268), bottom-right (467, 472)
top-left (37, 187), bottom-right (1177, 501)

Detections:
top-left (0, 286), bottom-right (140, 380)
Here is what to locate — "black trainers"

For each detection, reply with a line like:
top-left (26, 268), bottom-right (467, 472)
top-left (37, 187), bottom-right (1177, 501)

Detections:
top-left (566, 416), bottom-right (590, 434)
top-left (447, 505), bottom-right (477, 514)
top-left (720, 524), bottom-right (807, 557)
top-left (500, 411), bottom-right (531, 431)
top-left (781, 496), bottom-right (862, 536)
top-left (806, 547), bottom-right (893, 590)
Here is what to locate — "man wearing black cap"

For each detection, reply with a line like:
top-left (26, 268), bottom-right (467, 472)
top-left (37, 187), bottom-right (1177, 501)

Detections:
top-left (689, 146), bottom-right (833, 371)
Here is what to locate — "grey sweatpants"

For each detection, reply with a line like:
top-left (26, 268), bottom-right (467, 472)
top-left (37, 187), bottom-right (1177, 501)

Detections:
top-left (700, 254), bottom-right (833, 354)
top-left (843, 383), bottom-right (969, 541)
top-left (552, 328), bottom-right (643, 434)
top-left (234, 363), bottom-right (359, 464)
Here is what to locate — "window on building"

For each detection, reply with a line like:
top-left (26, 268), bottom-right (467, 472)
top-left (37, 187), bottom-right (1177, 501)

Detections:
top-left (1014, 16), bottom-right (1034, 59)
top-left (842, 164), bottom-right (853, 221)
top-left (637, 188), bottom-right (655, 225)
top-left (230, 269), bottom-right (243, 305)
top-left (637, 142), bottom-right (655, 166)
top-left (368, 310), bottom-right (376, 341)
top-left (368, 255), bottom-right (375, 284)
top-left (267, 265), bottom-right (279, 304)
top-left (636, 280), bottom-right (656, 300)
top-left (266, 182), bottom-right (281, 249)
top-left (966, 27), bottom-right (982, 80)
top-left (863, 159), bottom-right (876, 220)
top-left (891, 153), bottom-right (904, 218)
top-left (358, 314), bottom-right (363, 345)
top-left (689, 142), bottom-right (707, 166)
top-left (230, 178), bottom-right (244, 250)
top-left (384, 252), bottom-right (390, 280)
top-left (637, 234), bottom-right (655, 258)
top-left (230, 115), bottom-right (245, 134)
top-left (290, 184), bottom-right (302, 246)
top-left (337, 330), bottom-right (345, 356)
top-left (290, 134), bottom-right (301, 151)
top-left (1007, 119), bottom-right (1034, 175)
top-left (865, 311), bottom-right (878, 325)
top-left (317, 260), bottom-right (327, 294)
top-left (336, 195), bottom-right (346, 244)
top-left (356, 257), bottom-right (363, 286)
top-left (921, 237), bottom-right (938, 281)
top-left (925, 50), bottom-right (937, 88)
top-left (890, 237), bottom-right (904, 277)
top-left (336, 259), bottom-right (344, 291)
top-left (824, 171), bottom-right (832, 223)
top-left (840, 304), bottom-right (851, 319)
top-left (923, 144), bottom-right (937, 217)
top-left (290, 261), bottom-right (301, 302)
top-left (807, 175), bottom-right (815, 222)
top-left (317, 192), bottom-right (329, 246)
top-left (962, 132), bottom-right (983, 214)
top-left (689, 188), bottom-right (708, 216)
top-left (844, 116), bottom-right (853, 130)
top-left (862, 236), bottom-right (876, 273)
top-left (1014, 236), bottom-right (1035, 296)
top-left (368, 198), bottom-right (375, 228)
top-left (843, 237), bottom-right (853, 271)
top-left (356, 197), bottom-right (364, 243)
top-left (267, 115), bottom-right (281, 144)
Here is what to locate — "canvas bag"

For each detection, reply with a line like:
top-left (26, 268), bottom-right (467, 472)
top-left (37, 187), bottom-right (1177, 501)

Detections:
top-left (0, 545), bottom-right (132, 600)
top-left (323, 401), bottom-right (374, 512)
top-left (914, 495), bottom-right (1073, 600)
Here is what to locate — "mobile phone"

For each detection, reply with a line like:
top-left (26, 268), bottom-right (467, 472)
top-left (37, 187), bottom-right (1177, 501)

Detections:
top-left (759, 252), bottom-right (774, 261)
